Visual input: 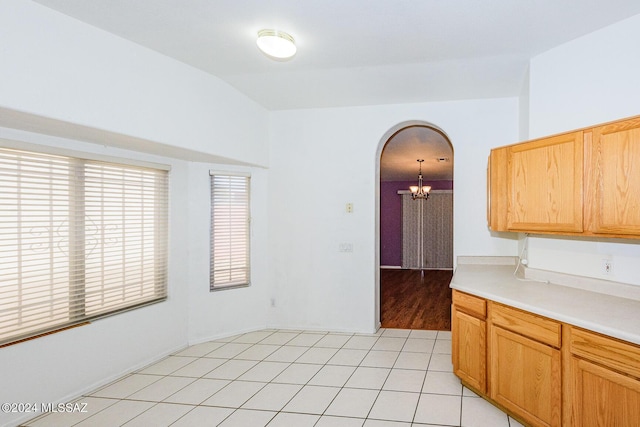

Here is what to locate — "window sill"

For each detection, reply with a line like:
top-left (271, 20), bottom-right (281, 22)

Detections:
top-left (210, 283), bottom-right (251, 292)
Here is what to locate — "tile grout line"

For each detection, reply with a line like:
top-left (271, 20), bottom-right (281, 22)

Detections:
top-left (212, 329), bottom-right (349, 426)
top-left (362, 333), bottom-right (408, 423)
top-left (263, 329), bottom-right (361, 427)
top-left (158, 329), bottom-right (286, 427)
top-left (312, 329), bottom-right (387, 424)
top-left (25, 328), bottom-right (463, 427)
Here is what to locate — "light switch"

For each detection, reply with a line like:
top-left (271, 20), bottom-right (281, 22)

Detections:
top-left (339, 243), bottom-right (353, 252)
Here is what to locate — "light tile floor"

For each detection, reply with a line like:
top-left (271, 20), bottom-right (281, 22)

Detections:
top-left (24, 329), bottom-right (525, 427)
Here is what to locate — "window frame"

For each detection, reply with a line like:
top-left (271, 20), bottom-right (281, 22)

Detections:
top-left (209, 170), bottom-right (251, 291)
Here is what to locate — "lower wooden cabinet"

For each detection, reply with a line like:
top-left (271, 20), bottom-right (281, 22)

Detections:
top-left (452, 290), bottom-right (487, 393)
top-left (568, 326), bottom-right (640, 427)
top-left (452, 290), bottom-right (640, 427)
top-left (452, 305), bottom-right (486, 393)
top-left (490, 303), bottom-right (562, 427)
top-left (570, 357), bottom-right (640, 426)
top-left (490, 325), bottom-right (561, 427)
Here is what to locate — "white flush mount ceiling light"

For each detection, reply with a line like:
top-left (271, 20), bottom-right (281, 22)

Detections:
top-left (256, 29), bottom-right (296, 60)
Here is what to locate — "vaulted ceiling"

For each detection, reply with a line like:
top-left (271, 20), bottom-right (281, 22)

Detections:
top-left (33, 0), bottom-right (640, 111)
top-left (29, 1), bottom-right (640, 180)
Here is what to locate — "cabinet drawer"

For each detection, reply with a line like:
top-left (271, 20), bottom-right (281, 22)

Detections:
top-left (453, 290), bottom-right (486, 318)
top-left (569, 326), bottom-right (640, 379)
top-left (490, 303), bottom-right (561, 348)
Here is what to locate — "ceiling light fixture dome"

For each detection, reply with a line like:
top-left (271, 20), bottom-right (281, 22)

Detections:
top-left (256, 29), bottom-right (296, 59)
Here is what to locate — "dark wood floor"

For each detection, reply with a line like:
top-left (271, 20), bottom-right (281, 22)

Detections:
top-left (380, 269), bottom-right (453, 331)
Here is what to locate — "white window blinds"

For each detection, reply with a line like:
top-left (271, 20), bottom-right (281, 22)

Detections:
top-left (210, 173), bottom-right (250, 290)
top-left (0, 146), bottom-right (168, 345)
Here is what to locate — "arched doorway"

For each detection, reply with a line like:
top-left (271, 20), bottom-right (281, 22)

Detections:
top-left (375, 121), bottom-right (454, 330)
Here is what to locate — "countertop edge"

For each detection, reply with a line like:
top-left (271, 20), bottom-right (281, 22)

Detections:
top-left (451, 263), bottom-right (640, 346)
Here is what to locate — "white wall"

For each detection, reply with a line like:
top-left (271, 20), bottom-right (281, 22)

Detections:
top-left (0, 0), bottom-right (269, 167)
top-left (518, 66), bottom-right (530, 141)
top-left (0, 127), bottom-right (190, 427)
top-left (267, 98), bottom-right (519, 333)
top-left (186, 162), bottom-right (269, 344)
top-left (10, 0), bottom-right (640, 423)
top-left (0, 145), bottom-right (271, 427)
top-left (0, 130), bottom-right (272, 427)
top-left (529, 13), bottom-right (640, 137)
top-left (0, 2), bottom-right (271, 426)
top-left (526, 13), bottom-right (640, 286)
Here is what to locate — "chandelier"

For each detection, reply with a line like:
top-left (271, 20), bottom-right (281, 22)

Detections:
top-left (409, 159), bottom-right (431, 200)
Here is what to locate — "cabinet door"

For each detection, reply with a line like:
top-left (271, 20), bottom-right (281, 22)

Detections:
top-left (488, 147), bottom-right (509, 231)
top-left (507, 132), bottom-right (583, 232)
top-left (571, 357), bottom-right (640, 427)
top-left (452, 305), bottom-right (486, 393)
top-left (587, 117), bottom-right (640, 235)
top-left (490, 326), bottom-right (561, 427)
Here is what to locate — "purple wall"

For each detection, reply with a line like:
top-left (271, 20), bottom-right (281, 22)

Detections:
top-left (380, 180), bottom-right (453, 267)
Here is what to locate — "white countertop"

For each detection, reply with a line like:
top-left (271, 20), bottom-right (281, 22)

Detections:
top-left (450, 261), bottom-right (640, 345)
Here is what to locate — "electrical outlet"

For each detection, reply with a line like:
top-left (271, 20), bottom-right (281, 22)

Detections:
top-left (602, 259), bottom-right (613, 275)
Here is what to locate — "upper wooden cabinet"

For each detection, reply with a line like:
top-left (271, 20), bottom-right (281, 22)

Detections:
top-left (488, 147), bottom-right (508, 232)
top-left (489, 115), bottom-right (640, 238)
top-left (586, 117), bottom-right (640, 236)
top-left (507, 131), bottom-right (583, 233)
